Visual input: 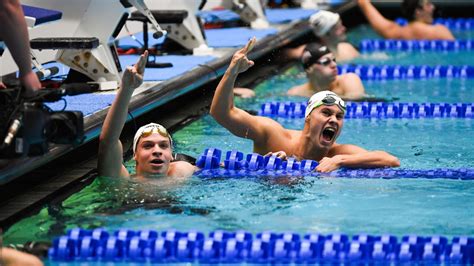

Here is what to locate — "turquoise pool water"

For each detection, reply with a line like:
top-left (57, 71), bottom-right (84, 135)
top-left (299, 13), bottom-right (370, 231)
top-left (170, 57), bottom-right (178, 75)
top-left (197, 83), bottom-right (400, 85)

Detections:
top-left (249, 68), bottom-right (474, 103)
top-left (347, 24), bottom-right (474, 66)
top-left (4, 66), bottom-right (474, 247)
top-left (3, 22), bottom-right (474, 264)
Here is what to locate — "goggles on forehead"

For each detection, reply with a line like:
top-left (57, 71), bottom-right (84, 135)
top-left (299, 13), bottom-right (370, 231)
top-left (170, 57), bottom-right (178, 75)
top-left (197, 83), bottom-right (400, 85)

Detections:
top-left (305, 93), bottom-right (346, 118)
top-left (133, 123), bottom-right (173, 154)
top-left (315, 95), bottom-right (346, 111)
top-left (141, 124), bottom-right (170, 138)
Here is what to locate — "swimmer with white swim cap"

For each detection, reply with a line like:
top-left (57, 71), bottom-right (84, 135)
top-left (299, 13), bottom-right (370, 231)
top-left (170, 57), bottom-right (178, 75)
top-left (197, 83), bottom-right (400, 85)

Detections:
top-left (211, 38), bottom-right (400, 172)
top-left (98, 52), bottom-right (195, 179)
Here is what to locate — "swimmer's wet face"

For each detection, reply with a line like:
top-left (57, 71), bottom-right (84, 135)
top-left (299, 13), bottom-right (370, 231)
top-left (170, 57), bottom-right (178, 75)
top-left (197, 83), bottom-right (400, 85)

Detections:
top-left (133, 123), bottom-right (174, 176)
top-left (135, 133), bottom-right (173, 176)
top-left (307, 53), bottom-right (338, 83)
top-left (305, 91), bottom-right (345, 147)
top-left (416, 0), bottom-right (434, 23)
top-left (308, 104), bottom-right (344, 148)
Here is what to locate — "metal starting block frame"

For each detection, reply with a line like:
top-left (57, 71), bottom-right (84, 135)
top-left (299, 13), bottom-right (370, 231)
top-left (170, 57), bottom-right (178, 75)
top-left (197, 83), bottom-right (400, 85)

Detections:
top-left (119, 0), bottom-right (214, 56)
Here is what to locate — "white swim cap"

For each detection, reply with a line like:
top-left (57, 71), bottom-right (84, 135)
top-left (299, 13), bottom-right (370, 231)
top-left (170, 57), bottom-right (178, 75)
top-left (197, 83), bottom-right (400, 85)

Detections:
top-left (305, 91), bottom-right (346, 118)
top-left (309, 10), bottom-right (340, 36)
top-left (133, 123), bottom-right (173, 154)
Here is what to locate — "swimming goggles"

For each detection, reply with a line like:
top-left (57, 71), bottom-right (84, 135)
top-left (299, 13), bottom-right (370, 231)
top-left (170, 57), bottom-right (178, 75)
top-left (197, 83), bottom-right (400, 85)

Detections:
top-left (316, 57), bottom-right (336, 66)
top-left (140, 124), bottom-right (170, 139)
top-left (133, 123), bottom-right (173, 154)
top-left (312, 95), bottom-right (346, 113)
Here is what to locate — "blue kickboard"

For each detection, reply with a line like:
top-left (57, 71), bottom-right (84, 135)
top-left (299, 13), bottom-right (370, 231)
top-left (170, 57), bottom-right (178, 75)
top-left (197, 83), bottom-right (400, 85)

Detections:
top-left (265, 8), bottom-right (317, 24)
top-left (45, 94), bottom-right (116, 116)
top-left (205, 27), bottom-right (278, 47)
top-left (119, 55), bottom-right (217, 81)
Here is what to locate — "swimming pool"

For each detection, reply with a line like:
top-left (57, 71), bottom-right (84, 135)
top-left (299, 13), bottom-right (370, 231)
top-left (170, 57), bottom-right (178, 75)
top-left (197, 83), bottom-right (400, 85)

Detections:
top-left (4, 63), bottom-right (474, 244)
top-left (3, 21), bottom-right (474, 264)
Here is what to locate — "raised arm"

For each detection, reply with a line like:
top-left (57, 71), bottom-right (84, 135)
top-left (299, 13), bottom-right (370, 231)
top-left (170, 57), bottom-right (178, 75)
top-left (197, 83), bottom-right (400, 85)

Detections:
top-left (98, 52), bottom-right (148, 177)
top-left (357, 0), bottom-right (403, 39)
top-left (316, 144), bottom-right (400, 172)
top-left (210, 38), bottom-right (270, 142)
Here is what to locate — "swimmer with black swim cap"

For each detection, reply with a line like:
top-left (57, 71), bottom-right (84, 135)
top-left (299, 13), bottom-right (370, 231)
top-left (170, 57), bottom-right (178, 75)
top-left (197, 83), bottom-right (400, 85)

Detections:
top-left (288, 43), bottom-right (366, 100)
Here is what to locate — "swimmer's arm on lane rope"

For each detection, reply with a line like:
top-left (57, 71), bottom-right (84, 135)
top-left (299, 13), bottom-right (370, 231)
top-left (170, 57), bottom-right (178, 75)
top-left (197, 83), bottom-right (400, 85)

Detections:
top-left (316, 144), bottom-right (400, 172)
top-left (210, 37), bottom-right (271, 142)
top-left (98, 52), bottom-right (148, 178)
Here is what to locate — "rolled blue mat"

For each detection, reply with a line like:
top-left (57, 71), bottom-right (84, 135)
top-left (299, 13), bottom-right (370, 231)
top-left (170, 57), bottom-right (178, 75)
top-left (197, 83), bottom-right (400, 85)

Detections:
top-left (359, 39), bottom-right (474, 52)
top-left (49, 228), bottom-right (474, 264)
top-left (258, 101), bottom-right (474, 119)
top-left (194, 148), bottom-right (474, 180)
top-left (337, 65), bottom-right (474, 80)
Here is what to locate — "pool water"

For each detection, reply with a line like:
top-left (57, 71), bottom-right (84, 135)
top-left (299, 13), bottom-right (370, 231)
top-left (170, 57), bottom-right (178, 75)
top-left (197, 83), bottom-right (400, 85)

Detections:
top-left (4, 67), bottom-right (474, 247)
top-left (347, 24), bottom-right (474, 66)
top-left (347, 24), bottom-right (474, 47)
top-left (3, 22), bottom-right (474, 262)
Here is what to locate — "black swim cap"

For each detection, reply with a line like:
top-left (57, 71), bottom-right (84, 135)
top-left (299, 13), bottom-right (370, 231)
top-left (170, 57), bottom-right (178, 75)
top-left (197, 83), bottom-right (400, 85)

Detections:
top-left (301, 43), bottom-right (331, 70)
top-left (402, 0), bottom-right (421, 21)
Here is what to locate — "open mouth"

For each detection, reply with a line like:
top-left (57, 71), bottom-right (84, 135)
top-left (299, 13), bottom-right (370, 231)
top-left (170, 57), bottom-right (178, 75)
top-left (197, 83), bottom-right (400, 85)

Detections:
top-left (150, 159), bottom-right (165, 165)
top-left (322, 127), bottom-right (336, 142)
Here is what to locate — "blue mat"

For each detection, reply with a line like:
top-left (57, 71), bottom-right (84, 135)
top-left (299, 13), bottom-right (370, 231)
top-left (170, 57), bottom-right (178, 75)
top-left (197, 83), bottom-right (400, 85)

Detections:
top-left (199, 8), bottom-right (317, 25)
top-left (198, 10), bottom-right (240, 24)
top-left (45, 94), bottom-right (116, 116)
top-left (265, 8), bottom-right (317, 24)
top-left (205, 27), bottom-right (278, 47)
top-left (119, 55), bottom-right (216, 81)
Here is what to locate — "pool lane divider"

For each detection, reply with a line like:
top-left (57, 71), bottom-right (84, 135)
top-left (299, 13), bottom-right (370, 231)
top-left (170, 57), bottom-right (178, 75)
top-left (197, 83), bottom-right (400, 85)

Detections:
top-left (259, 101), bottom-right (474, 119)
top-left (396, 17), bottom-right (474, 30)
top-left (193, 149), bottom-right (474, 180)
top-left (359, 39), bottom-right (474, 52)
top-left (338, 65), bottom-right (474, 80)
top-left (49, 228), bottom-right (474, 263)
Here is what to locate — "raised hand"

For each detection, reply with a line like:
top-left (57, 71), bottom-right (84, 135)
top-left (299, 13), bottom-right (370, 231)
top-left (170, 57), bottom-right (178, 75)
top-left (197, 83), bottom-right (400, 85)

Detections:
top-left (121, 51), bottom-right (148, 90)
top-left (229, 37), bottom-right (256, 74)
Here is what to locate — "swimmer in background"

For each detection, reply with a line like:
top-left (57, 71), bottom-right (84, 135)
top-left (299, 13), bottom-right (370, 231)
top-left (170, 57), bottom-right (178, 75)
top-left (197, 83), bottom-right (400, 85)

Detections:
top-left (98, 51), bottom-right (196, 180)
top-left (210, 38), bottom-right (399, 172)
top-left (357, 0), bottom-right (454, 40)
top-left (286, 10), bottom-right (359, 63)
top-left (288, 43), bottom-right (366, 100)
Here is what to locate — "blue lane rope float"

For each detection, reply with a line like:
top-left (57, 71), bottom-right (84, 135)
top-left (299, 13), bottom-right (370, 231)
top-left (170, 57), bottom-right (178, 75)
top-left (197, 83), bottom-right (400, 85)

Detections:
top-left (359, 39), bottom-right (474, 52)
top-left (49, 228), bottom-right (474, 264)
top-left (194, 149), bottom-right (474, 180)
top-left (395, 17), bottom-right (474, 30)
top-left (337, 65), bottom-right (474, 80)
top-left (258, 101), bottom-right (474, 119)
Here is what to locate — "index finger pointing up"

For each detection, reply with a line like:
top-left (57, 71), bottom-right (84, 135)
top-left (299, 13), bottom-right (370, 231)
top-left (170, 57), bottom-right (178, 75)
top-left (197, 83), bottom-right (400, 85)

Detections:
top-left (242, 37), bottom-right (256, 55)
top-left (136, 50), bottom-right (148, 73)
